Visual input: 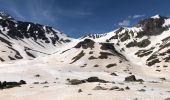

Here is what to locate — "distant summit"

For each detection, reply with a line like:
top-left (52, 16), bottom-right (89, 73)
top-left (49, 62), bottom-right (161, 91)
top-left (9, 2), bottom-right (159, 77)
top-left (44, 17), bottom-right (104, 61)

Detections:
top-left (0, 11), bottom-right (13, 20)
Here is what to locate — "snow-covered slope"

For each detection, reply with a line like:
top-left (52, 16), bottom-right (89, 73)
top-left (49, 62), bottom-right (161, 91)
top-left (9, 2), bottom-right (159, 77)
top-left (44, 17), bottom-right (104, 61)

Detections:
top-left (1, 13), bottom-right (170, 100)
top-left (77, 15), bottom-right (170, 69)
top-left (0, 12), bottom-right (72, 62)
top-left (1, 12), bottom-right (170, 70)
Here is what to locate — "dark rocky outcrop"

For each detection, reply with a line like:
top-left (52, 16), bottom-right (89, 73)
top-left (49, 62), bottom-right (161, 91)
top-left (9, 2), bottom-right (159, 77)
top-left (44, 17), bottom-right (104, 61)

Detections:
top-left (88, 56), bottom-right (97, 60)
top-left (126, 39), bottom-right (151, 48)
top-left (136, 15), bottom-right (168, 37)
top-left (85, 77), bottom-right (108, 83)
top-left (68, 77), bottom-right (109, 85)
top-left (125, 75), bottom-right (137, 82)
top-left (74, 39), bottom-right (95, 49)
top-left (135, 47), bottom-right (154, 57)
top-left (70, 50), bottom-right (85, 64)
top-left (125, 75), bottom-right (144, 82)
top-left (106, 63), bottom-right (117, 68)
top-left (0, 80), bottom-right (26, 89)
top-left (98, 52), bottom-right (114, 59)
top-left (68, 79), bottom-right (84, 85)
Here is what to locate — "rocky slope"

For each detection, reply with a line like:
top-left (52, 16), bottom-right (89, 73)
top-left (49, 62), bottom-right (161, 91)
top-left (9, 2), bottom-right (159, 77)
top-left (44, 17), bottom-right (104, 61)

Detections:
top-left (75, 15), bottom-right (170, 69)
top-left (1, 12), bottom-right (170, 71)
top-left (0, 12), bottom-right (72, 62)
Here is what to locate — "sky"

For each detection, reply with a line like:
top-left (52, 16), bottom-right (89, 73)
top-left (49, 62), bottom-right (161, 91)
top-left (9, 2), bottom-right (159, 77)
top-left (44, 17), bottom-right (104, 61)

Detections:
top-left (0, 0), bottom-right (170, 38)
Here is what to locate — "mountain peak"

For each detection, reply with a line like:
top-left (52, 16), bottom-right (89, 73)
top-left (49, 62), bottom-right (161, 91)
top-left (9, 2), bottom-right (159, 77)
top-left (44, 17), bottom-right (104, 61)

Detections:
top-left (0, 11), bottom-right (13, 20)
top-left (151, 14), bottom-right (168, 19)
top-left (151, 14), bottom-right (161, 19)
top-left (136, 14), bottom-right (168, 28)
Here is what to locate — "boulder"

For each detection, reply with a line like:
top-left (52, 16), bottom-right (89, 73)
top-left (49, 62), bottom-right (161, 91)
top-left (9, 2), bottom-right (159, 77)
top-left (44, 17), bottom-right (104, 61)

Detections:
top-left (125, 75), bottom-right (137, 82)
top-left (69, 79), bottom-right (83, 85)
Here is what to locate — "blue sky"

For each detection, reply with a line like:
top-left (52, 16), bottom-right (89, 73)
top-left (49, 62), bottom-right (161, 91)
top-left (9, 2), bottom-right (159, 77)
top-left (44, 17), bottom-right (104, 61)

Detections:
top-left (0, 0), bottom-right (170, 38)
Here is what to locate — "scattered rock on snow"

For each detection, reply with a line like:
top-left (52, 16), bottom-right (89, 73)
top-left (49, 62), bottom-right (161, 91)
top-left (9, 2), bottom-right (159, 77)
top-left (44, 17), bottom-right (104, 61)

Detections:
top-left (93, 86), bottom-right (108, 90)
top-left (69, 79), bottom-right (83, 85)
top-left (109, 86), bottom-right (119, 90)
top-left (78, 89), bottom-right (83, 93)
top-left (86, 77), bottom-right (108, 83)
top-left (125, 75), bottom-right (137, 82)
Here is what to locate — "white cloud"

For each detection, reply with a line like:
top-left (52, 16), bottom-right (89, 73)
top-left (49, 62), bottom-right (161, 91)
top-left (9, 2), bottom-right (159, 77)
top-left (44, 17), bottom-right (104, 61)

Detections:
top-left (132, 14), bottom-right (145, 19)
top-left (118, 20), bottom-right (130, 26)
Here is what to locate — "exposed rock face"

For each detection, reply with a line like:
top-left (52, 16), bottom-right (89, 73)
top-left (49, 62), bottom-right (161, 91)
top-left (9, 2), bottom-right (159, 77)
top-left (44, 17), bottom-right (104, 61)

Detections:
top-left (136, 15), bottom-right (168, 37)
top-left (125, 75), bottom-right (144, 82)
top-left (125, 75), bottom-right (137, 82)
top-left (0, 80), bottom-right (26, 89)
top-left (74, 39), bottom-right (95, 49)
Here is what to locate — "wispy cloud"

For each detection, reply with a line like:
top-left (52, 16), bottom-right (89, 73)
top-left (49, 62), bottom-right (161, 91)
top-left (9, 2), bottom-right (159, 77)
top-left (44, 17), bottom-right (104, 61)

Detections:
top-left (118, 14), bottom-right (145, 27)
top-left (129, 14), bottom-right (145, 19)
top-left (118, 20), bottom-right (130, 26)
top-left (133, 14), bottom-right (145, 19)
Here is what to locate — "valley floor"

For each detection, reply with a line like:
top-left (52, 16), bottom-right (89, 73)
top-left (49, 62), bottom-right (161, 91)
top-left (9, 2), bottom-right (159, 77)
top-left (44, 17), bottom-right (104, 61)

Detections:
top-left (0, 58), bottom-right (170, 100)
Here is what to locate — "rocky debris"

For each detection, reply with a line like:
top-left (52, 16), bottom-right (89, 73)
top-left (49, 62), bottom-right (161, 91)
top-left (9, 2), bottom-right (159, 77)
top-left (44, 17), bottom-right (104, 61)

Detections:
top-left (0, 80), bottom-right (26, 89)
top-left (85, 77), bottom-right (108, 83)
top-left (109, 86), bottom-right (119, 90)
top-left (88, 56), bottom-right (97, 60)
top-left (19, 80), bottom-right (26, 84)
top-left (149, 81), bottom-right (159, 83)
top-left (135, 47), bottom-right (154, 57)
top-left (125, 75), bottom-right (137, 82)
top-left (117, 88), bottom-right (124, 91)
top-left (89, 51), bottom-right (93, 54)
top-left (33, 82), bottom-right (39, 84)
top-left (35, 74), bottom-right (40, 77)
top-left (164, 98), bottom-right (170, 100)
top-left (118, 83), bottom-right (124, 85)
top-left (98, 52), bottom-right (114, 59)
top-left (138, 89), bottom-right (146, 92)
top-left (109, 86), bottom-right (125, 91)
top-left (156, 69), bottom-right (161, 72)
top-left (69, 79), bottom-right (84, 85)
top-left (160, 77), bottom-right (166, 81)
top-left (68, 77), bottom-right (109, 85)
top-left (41, 81), bottom-right (48, 84)
top-left (125, 75), bottom-right (144, 82)
top-left (125, 86), bottom-right (130, 90)
top-left (106, 63), bottom-right (117, 68)
top-left (93, 65), bottom-right (99, 67)
top-left (30, 87), bottom-right (34, 88)
top-left (78, 89), bottom-right (83, 93)
top-left (110, 72), bottom-right (118, 76)
top-left (137, 79), bottom-right (144, 83)
top-left (126, 39), bottom-right (151, 48)
top-left (134, 98), bottom-right (139, 100)
top-left (74, 39), bottom-right (95, 49)
top-left (93, 86), bottom-right (108, 90)
top-left (70, 50), bottom-right (85, 64)
top-left (43, 86), bottom-right (49, 88)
